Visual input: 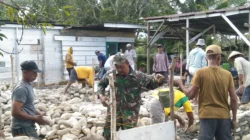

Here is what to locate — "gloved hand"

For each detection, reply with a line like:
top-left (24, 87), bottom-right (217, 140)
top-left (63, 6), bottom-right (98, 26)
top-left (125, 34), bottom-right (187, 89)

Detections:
top-left (154, 74), bottom-right (165, 84)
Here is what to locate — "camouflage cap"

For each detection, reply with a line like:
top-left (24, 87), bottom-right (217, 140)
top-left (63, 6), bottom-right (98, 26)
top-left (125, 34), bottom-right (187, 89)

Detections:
top-left (113, 53), bottom-right (127, 65)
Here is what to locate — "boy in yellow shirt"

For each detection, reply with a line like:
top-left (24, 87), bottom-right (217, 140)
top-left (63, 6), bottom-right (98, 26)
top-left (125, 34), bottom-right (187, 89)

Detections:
top-left (146, 88), bottom-right (194, 130)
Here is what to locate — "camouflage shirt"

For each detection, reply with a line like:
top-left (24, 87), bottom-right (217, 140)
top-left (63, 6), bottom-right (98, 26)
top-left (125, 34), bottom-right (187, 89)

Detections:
top-left (98, 67), bottom-right (159, 108)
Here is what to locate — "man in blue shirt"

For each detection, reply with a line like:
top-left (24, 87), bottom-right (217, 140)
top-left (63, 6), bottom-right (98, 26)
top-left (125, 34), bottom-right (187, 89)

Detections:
top-left (95, 50), bottom-right (107, 79)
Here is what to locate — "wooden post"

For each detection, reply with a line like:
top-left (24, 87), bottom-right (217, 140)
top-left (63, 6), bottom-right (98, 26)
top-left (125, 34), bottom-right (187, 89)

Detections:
top-left (92, 58), bottom-right (96, 103)
top-left (10, 55), bottom-right (15, 90)
top-left (0, 96), bottom-right (2, 132)
top-left (147, 22), bottom-right (150, 74)
top-left (180, 53), bottom-right (183, 78)
top-left (109, 72), bottom-right (116, 140)
top-left (37, 45), bottom-right (40, 89)
top-left (169, 57), bottom-right (176, 139)
top-left (169, 57), bottom-right (176, 121)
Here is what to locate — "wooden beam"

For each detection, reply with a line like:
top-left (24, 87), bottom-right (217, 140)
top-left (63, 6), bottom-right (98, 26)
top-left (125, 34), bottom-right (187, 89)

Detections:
top-left (169, 57), bottom-right (176, 121)
top-left (109, 72), bottom-right (116, 140)
top-left (222, 14), bottom-right (250, 47)
top-left (147, 22), bottom-right (150, 74)
top-left (148, 20), bottom-right (166, 45)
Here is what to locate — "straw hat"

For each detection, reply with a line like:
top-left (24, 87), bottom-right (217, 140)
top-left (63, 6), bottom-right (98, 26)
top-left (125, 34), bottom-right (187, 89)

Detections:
top-left (227, 51), bottom-right (244, 60)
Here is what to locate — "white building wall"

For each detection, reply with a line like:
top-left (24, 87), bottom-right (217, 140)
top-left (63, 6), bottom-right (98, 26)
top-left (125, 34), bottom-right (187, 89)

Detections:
top-left (43, 29), bottom-right (63, 85)
top-left (60, 37), bottom-right (105, 80)
top-left (0, 25), bottom-right (62, 85)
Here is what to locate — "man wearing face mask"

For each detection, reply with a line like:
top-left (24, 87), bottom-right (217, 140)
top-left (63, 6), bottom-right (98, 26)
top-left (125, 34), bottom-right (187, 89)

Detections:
top-left (98, 53), bottom-right (165, 140)
top-left (11, 61), bottom-right (47, 138)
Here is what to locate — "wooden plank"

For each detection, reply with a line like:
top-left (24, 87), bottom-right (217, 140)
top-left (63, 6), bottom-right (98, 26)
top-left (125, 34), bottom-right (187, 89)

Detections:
top-left (62, 51), bottom-right (105, 56)
top-left (54, 36), bottom-right (76, 41)
top-left (19, 39), bottom-right (39, 45)
top-left (62, 41), bottom-right (106, 46)
top-left (169, 57), bottom-right (176, 139)
top-left (169, 58), bottom-right (176, 121)
top-left (78, 37), bottom-right (106, 42)
top-left (62, 47), bottom-right (105, 51)
top-left (61, 30), bottom-right (135, 37)
top-left (106, 37), bottom-right (134, 42)
top-left (62, 56), bottom-right (98, 61)
top-left (109, 72), bottom-right (116, 140)
top-left (116, 121), bottom-right (175, 140)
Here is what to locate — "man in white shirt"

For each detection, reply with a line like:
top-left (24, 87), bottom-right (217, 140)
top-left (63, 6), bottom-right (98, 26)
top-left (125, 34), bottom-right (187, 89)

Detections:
top-left (125, 44), bottom-right (137, 70)
top-left (104, 55), bottom-right (115, 72)
top-left (228, 51), bottom-right (250, 104)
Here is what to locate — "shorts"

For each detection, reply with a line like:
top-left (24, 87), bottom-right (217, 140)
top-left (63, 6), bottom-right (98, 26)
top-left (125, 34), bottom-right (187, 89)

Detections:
top-left (69, 68), bottom-right (78, 82)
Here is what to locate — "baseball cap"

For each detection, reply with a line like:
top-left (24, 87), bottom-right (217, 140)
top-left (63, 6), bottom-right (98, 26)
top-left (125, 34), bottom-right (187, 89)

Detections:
top-left (157, 44), bottom-right (163, 48)
top-left (205, 45), bottom-right (222, 55)
top-left (20, 61), bottom-right (42, 73)
top-left (113, 53), bottom-right (127, 65)
top-left (95, 50), bottom-right (100, 53)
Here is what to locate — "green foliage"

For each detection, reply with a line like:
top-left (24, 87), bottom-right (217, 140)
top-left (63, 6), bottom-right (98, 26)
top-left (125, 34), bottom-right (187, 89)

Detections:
top-left (0, 33), bottom-right (7, 41)
top-left (0, 33), bottom-right (7, 56)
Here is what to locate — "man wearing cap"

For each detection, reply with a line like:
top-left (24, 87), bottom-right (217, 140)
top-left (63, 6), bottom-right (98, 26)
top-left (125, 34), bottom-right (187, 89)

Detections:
top-left (186, 38), bottom-right (207, 104)
top-left (125, 44), bottom-right (137, 70)
top-left (228, 51), bottom-right (250, 104)
top-left (153, 44), bottom-right (170, 83)
top-left (174, 45), bottom-right (238, 140)
top-left (146, 88), bottom-right (194, 130)
top-left (64, 66), bottom-right (95, 93)
top-left (11, 61), bottom-right (47, 138)
top-left (186, 38), bottom-right (207, 80)
top-left (65, 47), bottom-right (76, 77)
top-left (98, 53), bottom-right (165, 140)
top-left (95, 50), bottom-right (107, 80)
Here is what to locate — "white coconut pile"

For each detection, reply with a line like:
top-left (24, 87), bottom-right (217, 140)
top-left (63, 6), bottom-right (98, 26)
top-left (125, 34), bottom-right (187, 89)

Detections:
top-left (1, 81), bottom-right (250, 140)
top-left (1, 83), bottom-right (106, 140)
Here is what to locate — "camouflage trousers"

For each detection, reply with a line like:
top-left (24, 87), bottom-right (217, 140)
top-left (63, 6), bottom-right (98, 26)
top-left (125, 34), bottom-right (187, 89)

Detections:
top-left (104, 106), bottom-right (140, 140)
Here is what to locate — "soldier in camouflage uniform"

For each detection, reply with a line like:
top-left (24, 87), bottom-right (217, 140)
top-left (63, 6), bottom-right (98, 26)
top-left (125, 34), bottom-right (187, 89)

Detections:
top-left (98, 53), bottom-right (164, 140)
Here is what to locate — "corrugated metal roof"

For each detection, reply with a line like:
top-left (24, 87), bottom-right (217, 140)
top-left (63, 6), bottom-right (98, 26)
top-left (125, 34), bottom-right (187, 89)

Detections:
top-left (144, 5), bottom-right (250, 21)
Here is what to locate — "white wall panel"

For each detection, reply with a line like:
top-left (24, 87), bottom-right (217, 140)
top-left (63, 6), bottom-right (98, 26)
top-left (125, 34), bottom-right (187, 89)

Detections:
top-left (106, 37), bottom-right (134, 42)
top-left (62, 46), bottom-right (105, 51)
top-left (54, 36), bottom-right (75, 41)
top-left (116, 121), bottom-right (175, 140)
top-left (62, 41), bottom-right (106, 46)
top-left (43, 29), bottom-right (63, 85)
top-left (78, 37), bottom-right (106, 42)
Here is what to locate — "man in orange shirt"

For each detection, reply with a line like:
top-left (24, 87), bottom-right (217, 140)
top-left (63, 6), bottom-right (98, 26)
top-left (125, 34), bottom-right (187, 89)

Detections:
top-left (174, 45), bottom-right (238, 140)
top-left (65, 47), bottom-right (76, 77)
